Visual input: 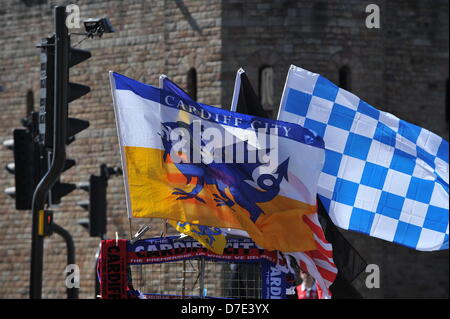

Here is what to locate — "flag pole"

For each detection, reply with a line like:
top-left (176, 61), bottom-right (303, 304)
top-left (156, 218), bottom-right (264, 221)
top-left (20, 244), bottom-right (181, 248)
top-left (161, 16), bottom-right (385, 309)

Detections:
top-left (159, 74), bottom-right (169, 238)
top-left (128, 218), bottom-right (133, 239)
top-left (230, 68), bottom-right (244, 112)
top-left (276, 64), bottom-right (295, 120)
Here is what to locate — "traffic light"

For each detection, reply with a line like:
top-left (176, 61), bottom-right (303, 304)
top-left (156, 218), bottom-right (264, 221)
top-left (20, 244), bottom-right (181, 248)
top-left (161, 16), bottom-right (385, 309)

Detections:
top-left (2, 112), bottom-right (72, 210)
top-left (66, 45), bottom-right (90, 144)
top-left (37, 14), bottom-right (91, 207)
top-left (38, 36), bottom-right (91, 148)
top-left (11, 128), bottom-right (41, 209)
top-left (77, 165), bottom-right (122, 237)
top-left (48, 158), bottom-right (77, 206)
top-left (87, 174), bottom-right (107, 237)
top-left (3, 113), bottom-right (42, 210)
top-left (38, 210), bottom-right (54, 237)
top-left (3, 138), bottom-right (15, 198)
top-left (28, 6), bottom-right (115, 299)
top-left (77, 174), bottom-right (107, 237)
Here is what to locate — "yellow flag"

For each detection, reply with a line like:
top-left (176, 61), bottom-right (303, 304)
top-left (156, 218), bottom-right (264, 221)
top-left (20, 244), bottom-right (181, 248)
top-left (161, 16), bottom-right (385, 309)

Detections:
top-left (111, 72), bottom-right (325, 252)
top-left (168, 220), bottom-right (226, 254)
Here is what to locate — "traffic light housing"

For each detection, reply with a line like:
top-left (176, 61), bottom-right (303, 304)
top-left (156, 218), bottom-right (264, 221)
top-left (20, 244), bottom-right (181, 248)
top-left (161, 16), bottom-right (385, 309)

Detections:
top-left (48, 158), bottom-right (77, 206)
top-left (3, 114), bottom-right (77, 210)
top-left (77, 173), bottom-right (107, 237)
top-left (12, 128), bottom-right (41, 210)
top-left (38, 37), bottom-right (91, 149)
top-left (3, 113), bottom-right (42, 210)
top-left (37, 15), bottom-right (91, 207)
top-left (77, 165), bottom-right (122, 237)
top-left (66, 41), bottom-right (91, 145)
top-left (38, 210), bottom-right (54, 237)
top-left (88, 175), bottom-right (107, 237)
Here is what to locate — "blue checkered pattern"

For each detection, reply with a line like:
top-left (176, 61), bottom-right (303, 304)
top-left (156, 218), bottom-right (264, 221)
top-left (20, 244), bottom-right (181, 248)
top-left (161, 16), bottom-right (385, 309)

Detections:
top-left (278, 65), bottom-right (449, 251)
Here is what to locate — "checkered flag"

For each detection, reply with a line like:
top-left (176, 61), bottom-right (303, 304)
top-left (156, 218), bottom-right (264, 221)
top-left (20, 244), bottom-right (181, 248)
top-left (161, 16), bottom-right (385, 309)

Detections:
top-left (278, 65), bottom-right (448, 251)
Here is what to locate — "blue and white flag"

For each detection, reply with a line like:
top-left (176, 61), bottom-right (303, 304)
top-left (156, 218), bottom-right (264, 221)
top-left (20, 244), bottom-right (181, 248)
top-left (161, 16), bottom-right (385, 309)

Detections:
top-left (278, 65), bottom-right (449, 251)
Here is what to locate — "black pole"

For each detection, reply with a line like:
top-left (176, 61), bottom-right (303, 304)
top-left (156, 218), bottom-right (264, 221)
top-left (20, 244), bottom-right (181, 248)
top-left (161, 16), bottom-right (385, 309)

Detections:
top-left (52, 223), bottom-right (78, 299)
top-left (30, 6), bottom-right (69, 299)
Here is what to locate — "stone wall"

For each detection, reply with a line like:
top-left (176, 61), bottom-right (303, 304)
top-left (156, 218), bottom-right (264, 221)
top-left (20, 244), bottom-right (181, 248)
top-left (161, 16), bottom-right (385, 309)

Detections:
top-left (221, 0), bottom-right (449, 298)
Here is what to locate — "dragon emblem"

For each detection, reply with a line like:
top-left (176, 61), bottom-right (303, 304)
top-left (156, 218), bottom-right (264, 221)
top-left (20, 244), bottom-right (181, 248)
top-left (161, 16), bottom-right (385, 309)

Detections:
top-left (159, 121), bottom-right (289, 223)
top-left (176, 222), bottom-right (222, 245)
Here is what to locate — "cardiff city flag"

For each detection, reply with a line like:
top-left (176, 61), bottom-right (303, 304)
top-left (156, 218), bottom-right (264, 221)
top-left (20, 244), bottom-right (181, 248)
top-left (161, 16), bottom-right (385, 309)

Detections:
top-left (110, 71), bottom-right (325, 252)
top-left (278, 65), bottom-right (449, 251)
top-left (158, 75), bottom-right (226, 255)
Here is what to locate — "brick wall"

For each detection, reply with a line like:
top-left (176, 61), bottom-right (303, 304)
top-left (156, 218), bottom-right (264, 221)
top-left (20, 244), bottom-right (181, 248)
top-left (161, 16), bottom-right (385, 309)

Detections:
top-left (0, 0), bottom-right (222, 298)
top-left (0, 0), bottom-right (447, 299)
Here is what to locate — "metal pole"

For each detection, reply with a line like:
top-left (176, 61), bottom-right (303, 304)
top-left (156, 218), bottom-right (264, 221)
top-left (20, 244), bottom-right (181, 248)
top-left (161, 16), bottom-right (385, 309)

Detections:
top-left (182, 260), bottom-right (186, 297)
top-left (29, 6), bottom-right (69, 298)
top-left (199, 258), bottom-right (205, 298)
top-left (52, 223), bottom-right (78, 299)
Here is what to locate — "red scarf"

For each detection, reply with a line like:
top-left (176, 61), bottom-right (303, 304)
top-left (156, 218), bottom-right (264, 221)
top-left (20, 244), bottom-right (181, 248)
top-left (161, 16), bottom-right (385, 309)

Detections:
top-left (99, 239), bottom-right (129, 299)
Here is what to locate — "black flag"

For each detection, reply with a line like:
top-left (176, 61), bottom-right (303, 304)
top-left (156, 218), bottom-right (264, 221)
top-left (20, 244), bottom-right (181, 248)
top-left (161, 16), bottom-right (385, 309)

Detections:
top-left (317, 198), bottom-right (366, 298)
top-left (232, 68), bottom-right (367, 298)
top-left (232, 69), bottom-right (269, 118)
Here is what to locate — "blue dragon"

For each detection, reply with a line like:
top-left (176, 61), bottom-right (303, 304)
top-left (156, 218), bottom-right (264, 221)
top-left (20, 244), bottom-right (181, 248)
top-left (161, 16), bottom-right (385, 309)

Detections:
top-left (159, 121), bottom-right (289, 223)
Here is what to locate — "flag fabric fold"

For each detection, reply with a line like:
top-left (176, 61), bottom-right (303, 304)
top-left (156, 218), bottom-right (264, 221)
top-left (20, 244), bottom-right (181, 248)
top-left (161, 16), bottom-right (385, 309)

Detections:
top-left (278, 65), bottom-right (449, 251)
top-left (110, 71), bottom-right (326, 253)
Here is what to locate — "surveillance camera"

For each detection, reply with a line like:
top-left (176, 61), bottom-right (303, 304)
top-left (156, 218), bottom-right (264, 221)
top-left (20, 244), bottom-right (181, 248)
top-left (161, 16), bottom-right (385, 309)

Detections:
top-left (83, 18), bottom-right (115, 38)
